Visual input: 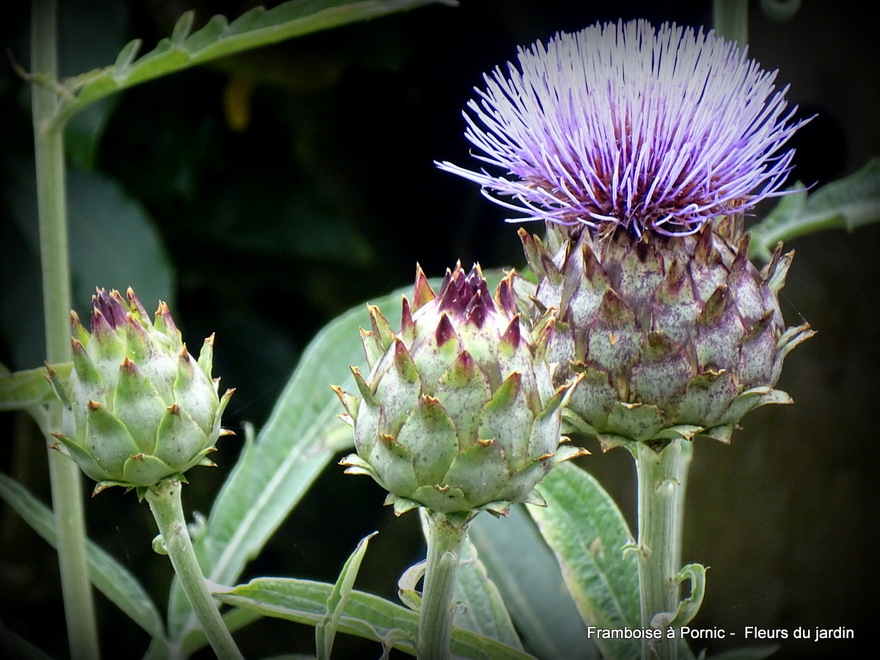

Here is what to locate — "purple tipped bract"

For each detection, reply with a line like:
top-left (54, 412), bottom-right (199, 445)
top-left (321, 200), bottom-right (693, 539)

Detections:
top-left (437, 20), bottom-right (806, 238)
top-left (434, 264), bottom-right (497, 328)
top-left (92, 288), bottom-right (129, 330)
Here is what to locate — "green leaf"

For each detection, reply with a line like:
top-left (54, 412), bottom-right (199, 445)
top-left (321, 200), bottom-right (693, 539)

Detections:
top-left (6, 158), bottom-right (174, 320)
top-left (58, 0), bottom-right (129, 170)
top-left (214, 577), bottom-right (535, 659)
top-left (316, 532), bottom-right (377, 660)
top-left (51, 0), bottom-right (456, 127)
top-left (0, 363), bottom-right (70, 412)
top-left (165, 282), bottom-right (415, 644)
top-left (66, 168), bottom-right (174, 309)
top-left (113, 39), bottom-right (142, 73)
top-left (664, 563), bottom-right (706, 630)
top-left (168, 270), bottom-right (508, 651)
top-left (453, 535), bottom-right (523, 651)
top-left (527, 461), bottom-right (641, 660)
top-left (3, 160), bottom-right (173, 369)
top-left (170, 12), bottom-right (196, 45)
top-left (396, 559), bottom-right (425, 613)
top-left (469, 505), bottom-right (596, 660)
top-left (0, 472), bottom-right (168, 647)
top-left (749, 157), bottom-right (880, 261)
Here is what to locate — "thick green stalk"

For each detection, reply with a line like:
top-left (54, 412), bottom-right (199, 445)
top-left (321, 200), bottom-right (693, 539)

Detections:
top-left (632, 438), bottom-right (693, 660)
top-left (417, 511), bottom-right (470, 660)
top-left (31, 1), bottom-right (100, 658)
top-left (712, 0), bottom-right (749, 46)
top-left (146, 480), bottom-right (243, 660)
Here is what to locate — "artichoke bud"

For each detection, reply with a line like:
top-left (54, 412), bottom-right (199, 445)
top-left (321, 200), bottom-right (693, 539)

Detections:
top-left (337, 263), bottom-right (586, 518)
top-left (520, 222), bottom-right (814, 449)
top-left (48, 288), bottom-right (234, 494)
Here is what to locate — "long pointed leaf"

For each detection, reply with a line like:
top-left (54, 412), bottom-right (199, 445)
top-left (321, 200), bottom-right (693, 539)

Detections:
top-left (453, 535), bottom-right (523, 650)
top-left (527, 462), bottom-right (641, 660)
top-left (166, 269), bottom-right (514, 649)
top-left (749, 157), bottom-right (880, 261)
top-left (469, 505), bottom-right (595, 660)
top-left (52, 0), bottom-right (455, 127)
top-left (316, 532), bottom-right (377, 659)
top-left (215, 577), bottom-right (535, 659)
top-left (166, 283), bottom-right (413, 643)
top-left (0, 473), bottom-right (167, 646)
top-left (0, 363), bottom-right (70, 413)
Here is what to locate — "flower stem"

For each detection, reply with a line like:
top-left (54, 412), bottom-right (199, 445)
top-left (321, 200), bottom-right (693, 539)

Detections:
top-left (712, 0), bottom-right (749, 46)
top-left (632, 438), bottom-right (694, 660)
top-left (31, 2), bottom-right (100, 658)
top-left (146, 480), bottom-right (243, 660)
top-left (417, 510), bottom-right (470, 660)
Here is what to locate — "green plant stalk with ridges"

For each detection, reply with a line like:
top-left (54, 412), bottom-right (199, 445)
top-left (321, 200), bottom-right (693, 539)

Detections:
top-left (712, 0), bottom-right (748, 45)
top-left (30, 1), bottom-right (99, 658)
top-left (146, 479), bottom-right (243, 660)
top-left (418, 511), bottom-right (471, 660)
top-left (619, 5), bottom-right (741, 657)
top-left (632, 438), bottom-right (693, 660)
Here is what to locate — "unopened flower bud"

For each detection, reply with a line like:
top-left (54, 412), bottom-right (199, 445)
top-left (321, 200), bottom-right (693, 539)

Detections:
top-left (48, 288), bottom-right (234, 493)
top-left (336, 263), bottom-right (585, 517)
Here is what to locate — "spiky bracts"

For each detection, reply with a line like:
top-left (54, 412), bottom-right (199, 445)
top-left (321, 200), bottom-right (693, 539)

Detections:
top-left (336, 264), bottom-right (585, 517)
top-left (48, 288), bottom-right (234, 494)
top-left (520, 222), bottom-right (814, 448)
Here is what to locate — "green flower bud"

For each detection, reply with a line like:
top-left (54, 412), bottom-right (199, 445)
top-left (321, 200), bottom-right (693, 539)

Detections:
top-left (520, 220), bottom-right (814, 449)
top-left (336, 263), bottom-right (585, 518)
top-left (48, 288), bottom-right (234, 493)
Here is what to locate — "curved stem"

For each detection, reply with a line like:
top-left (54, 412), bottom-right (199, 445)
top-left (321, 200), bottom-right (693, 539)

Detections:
top-left (31, 2), bottom-right (100, 658)
top-left (417, 510), bottom-right (470, 660)
top-left (146, 480), bottom-right (243, 660)
top-left (632, 438), bottom-right (693, 660)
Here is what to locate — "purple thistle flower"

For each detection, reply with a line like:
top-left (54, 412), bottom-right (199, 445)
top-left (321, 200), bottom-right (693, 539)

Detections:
top-left (437, 20), bottom-right (807, 238)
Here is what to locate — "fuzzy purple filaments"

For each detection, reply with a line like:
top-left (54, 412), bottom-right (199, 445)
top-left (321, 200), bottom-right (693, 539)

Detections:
top-left (437, 20), bottom-right (806, 239)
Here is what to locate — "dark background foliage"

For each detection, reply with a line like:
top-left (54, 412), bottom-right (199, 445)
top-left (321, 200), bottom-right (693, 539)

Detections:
top-left (1, 0), bottom-right (878, 658)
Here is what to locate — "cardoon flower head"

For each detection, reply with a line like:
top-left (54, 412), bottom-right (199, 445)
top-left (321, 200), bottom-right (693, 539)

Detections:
top-left (437, 20), bottom-right (813, 447)
top-left (48, 288), bottom-right (234, 493)
top-left (437, 20), bottom-right (805, 238)
top-left (336, 264), bottom-right (584, 517)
